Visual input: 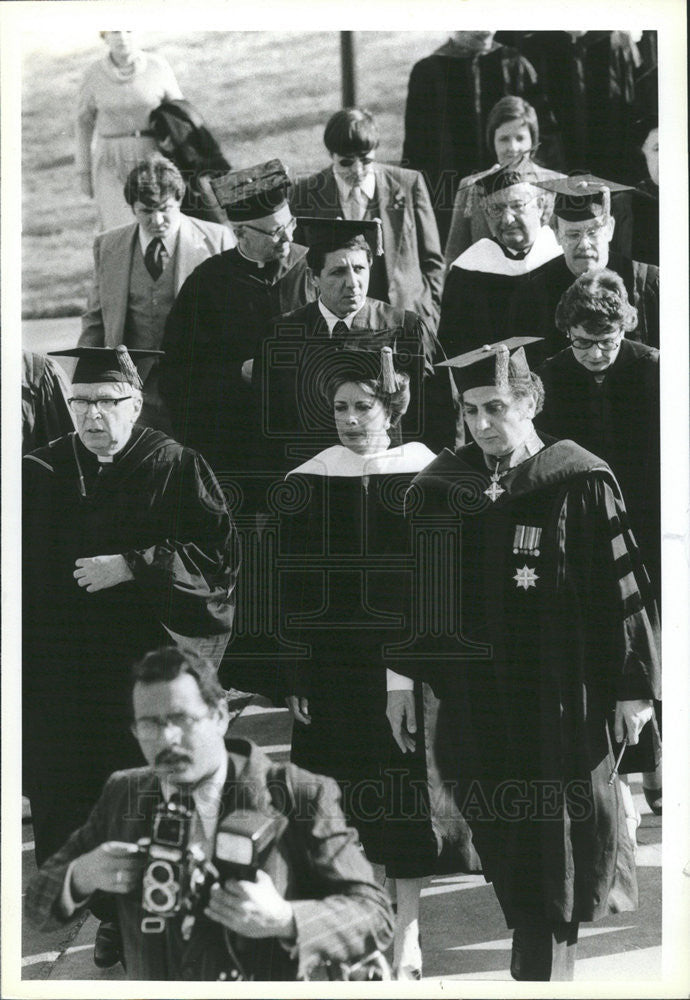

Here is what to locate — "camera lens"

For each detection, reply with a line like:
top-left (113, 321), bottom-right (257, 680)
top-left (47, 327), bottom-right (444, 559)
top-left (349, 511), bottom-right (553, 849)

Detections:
top-left (150, 887), bottom-right (171, 909)
top-left (150, 861), bottom-right (172, 883)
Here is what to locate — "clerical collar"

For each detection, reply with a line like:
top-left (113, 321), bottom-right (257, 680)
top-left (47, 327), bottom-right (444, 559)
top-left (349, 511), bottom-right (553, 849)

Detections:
top-left (97, 454), bottom-right (114, 463)
top-left (318, 298), bottom-right (361, 332)
top-left (138, 223), bottom-right (180, 258)
top-left (482, 428), bottom-right (544, 475)
top-left (237, 245), bottom-right (271, 269)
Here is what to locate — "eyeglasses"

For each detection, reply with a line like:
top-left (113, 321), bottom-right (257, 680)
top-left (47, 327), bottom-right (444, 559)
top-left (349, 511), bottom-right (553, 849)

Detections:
top-left (68, 397), bottom-right (133, 414)
top-left (131, 711), bottom-right (213, 740)
top-left (240, 217), bottom-right (297, 243)
top-left (485, 195), bottom-right (538, 220)
top-left (560, 223), bottom-right (608, 245)
top-left (569, 333), bottom-right (623, 351)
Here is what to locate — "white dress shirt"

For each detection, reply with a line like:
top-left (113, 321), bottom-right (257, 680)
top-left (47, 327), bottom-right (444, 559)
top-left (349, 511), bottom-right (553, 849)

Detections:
top-left (317, 299), bottom-right (361, 333)
top-left (332, 168), bottom-right (376, 221)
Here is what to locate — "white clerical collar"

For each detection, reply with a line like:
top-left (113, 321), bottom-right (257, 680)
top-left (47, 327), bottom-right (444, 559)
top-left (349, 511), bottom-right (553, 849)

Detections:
top-left (483, 428), bottom-right (544, 474)
top-left (237, 245), bottom-right (270, 268)
top-left (318, 299), bottom-right (361, 332)
top-left (138, 222), bottom-right (180, 258)
top-left (161, 755), bottom-right (227, 840)
top-left (332, 167), bottom-right (376, 203)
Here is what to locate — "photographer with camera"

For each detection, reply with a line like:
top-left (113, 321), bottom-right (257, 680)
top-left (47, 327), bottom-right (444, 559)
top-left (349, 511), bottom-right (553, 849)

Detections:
top-left (25, 647), bottom-right (393, 981)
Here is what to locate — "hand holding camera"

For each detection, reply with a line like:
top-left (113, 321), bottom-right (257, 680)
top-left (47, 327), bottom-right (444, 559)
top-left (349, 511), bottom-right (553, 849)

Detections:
top-left (71, 841), bottom-right (144, 901)
top-left (204, 871), bottom-right (296, 939)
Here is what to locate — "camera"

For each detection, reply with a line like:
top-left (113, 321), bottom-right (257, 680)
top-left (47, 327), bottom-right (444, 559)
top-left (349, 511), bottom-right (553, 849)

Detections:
top-left (139, 799), bottom-right (287, 938)
top-left (139, 797), bottom-right (200, 933)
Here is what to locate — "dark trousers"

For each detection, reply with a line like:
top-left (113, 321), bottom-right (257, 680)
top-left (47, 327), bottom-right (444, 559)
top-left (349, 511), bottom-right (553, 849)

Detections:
top-left (510, 912), bottom-right (579, 981)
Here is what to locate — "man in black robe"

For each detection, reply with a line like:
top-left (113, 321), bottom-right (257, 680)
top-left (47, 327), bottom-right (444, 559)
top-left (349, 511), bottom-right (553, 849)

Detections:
top-left (535, 174), bottom-right (659, 348)
top-left (23, 346), bottom-right (238, 866)
top-left (159, 159), bottom-right (317, 481)
top-left (436, 162), bottom-right (563, 371)
top-left (387, 339), bottom-right (660, 981)
top-left (253, 217), bottom-right (456, 481)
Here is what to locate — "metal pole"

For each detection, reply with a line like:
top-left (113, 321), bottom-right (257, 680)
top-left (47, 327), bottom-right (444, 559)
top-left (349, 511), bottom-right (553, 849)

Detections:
top-left (340, 32), bottom-right (357, 107)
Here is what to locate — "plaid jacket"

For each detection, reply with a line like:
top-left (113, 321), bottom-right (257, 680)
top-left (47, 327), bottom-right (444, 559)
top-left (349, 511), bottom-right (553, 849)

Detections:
top-left (25, 739), bottom-right (393, 980)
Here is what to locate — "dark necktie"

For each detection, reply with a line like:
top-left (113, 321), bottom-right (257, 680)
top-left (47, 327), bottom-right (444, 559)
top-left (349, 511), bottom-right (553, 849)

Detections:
top-left (332, 320), bottom-right (349, 347)
top-left (144, 237), bottom-right (166, 280)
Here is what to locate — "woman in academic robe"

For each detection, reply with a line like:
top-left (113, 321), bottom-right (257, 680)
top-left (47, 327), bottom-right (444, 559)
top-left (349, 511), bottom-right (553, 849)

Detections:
top-left (280, 348), bottom-right (478, 980)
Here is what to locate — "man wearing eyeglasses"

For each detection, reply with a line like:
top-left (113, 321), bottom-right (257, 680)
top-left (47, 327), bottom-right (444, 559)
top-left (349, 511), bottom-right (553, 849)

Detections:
top-left (25, 646), bottom-right (393, 980)
top-left (534, 175), bottom-right (659, 349)
top-left (23, 346), bottom-right (238, 880)
top-left (160, 160), bottom-right (318, 479)
top-left (437, 161), bottom-right (564, 375)
top-left (290, 108), bottom-right (444, 330)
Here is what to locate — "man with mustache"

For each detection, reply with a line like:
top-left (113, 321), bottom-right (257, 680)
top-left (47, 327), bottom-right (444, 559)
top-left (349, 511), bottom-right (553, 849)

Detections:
top-left (534, 174), bottom-right (659, 348)
top-left (25, 647), bottom-right (393, 980)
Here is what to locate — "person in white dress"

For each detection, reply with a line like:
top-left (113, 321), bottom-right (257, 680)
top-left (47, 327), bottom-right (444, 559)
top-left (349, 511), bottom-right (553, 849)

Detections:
top-left (76, 31), bottom-right (183, 231)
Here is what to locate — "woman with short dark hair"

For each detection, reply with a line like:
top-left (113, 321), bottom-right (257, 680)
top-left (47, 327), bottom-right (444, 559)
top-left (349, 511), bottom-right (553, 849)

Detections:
top-left (282, 349), bottom-right (478, 979)
top-left (538, 270), bottom-right (661, 815)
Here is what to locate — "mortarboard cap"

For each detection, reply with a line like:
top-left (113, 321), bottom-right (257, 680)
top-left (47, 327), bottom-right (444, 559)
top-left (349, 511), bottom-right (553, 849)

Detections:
top-left (473, 157), bottom-right (543, 198)
top-left (437, 337), bottom-right (542, 393)
top-left (315, 345), bottom-right (414, 397)
top-left (49, 346), bottom-right (163, 389)
top-left (297, 216), bottom-right (384, 257)
top-left (537, 174), bottom-right (632, 222)
top-left (211, 159), bottom-right (291, 222)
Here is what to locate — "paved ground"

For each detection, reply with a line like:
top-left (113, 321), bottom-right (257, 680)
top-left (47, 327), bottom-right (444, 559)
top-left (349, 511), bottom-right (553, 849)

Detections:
top-left (20, 704), bottom-right (662, 986)
top-left (17, 316), bottom-right (664, 988)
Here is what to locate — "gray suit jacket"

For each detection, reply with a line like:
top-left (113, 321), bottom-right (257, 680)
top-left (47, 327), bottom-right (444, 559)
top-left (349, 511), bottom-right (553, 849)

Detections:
top-left (291, 163), bottom-right (444, 329)
top-left (79, 214), bottom-right (235, 347)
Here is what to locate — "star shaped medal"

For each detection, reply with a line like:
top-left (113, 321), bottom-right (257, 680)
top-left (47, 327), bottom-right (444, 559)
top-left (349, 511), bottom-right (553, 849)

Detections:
top-left (484, 460), bottom-right (507, 502)
top-left (513, 564), bottom-right (539, 590)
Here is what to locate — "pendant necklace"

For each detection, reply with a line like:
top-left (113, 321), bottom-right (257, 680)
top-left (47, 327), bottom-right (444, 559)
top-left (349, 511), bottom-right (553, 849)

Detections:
top-left (484, 458), bottom-right (508, 502)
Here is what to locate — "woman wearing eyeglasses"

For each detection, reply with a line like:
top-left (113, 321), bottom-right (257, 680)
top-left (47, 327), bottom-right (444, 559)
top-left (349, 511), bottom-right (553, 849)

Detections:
top-left (537, 269), bottom-right (661, 817)
top-left (444, 97), bottom-right (564, 268)
top-left (290, 107), bottom-right (445, 331)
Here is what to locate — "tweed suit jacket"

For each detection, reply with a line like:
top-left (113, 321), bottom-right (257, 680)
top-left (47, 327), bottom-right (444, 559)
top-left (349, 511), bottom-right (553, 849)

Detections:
top-left (25, 739), bottom-right (392, 981)
top-left (79, 214), bottom-right (235, 348)
top-left (290, 164), bottom-right (444, 329)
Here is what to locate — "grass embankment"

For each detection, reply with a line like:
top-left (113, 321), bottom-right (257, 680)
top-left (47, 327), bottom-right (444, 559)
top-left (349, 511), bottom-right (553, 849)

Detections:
top-left (22, 30), bottom-right (444, 318)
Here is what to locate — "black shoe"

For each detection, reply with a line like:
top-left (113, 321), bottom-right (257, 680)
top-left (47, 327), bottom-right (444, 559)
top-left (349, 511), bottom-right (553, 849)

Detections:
top-left (643, 785), bottom-right (662, 815)
top-left (93, 920), bottom-right (122, 969)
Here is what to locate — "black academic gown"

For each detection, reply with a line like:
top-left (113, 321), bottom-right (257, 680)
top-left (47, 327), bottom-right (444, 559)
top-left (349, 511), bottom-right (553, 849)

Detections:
top-left (535, 252), bottom-right (660, 350)
top-left (537, 341), bottom-right (660, 598)
top-left (280, 444), bottom-right (479, 878)
top-left (437, 254), bottom-right (565, 367)
top-left (23, 427), bottom-right (238, 863)
top-left (404, 438), bottom-right (660, 925)
top-left (160, 244), bottom-right (318, 480)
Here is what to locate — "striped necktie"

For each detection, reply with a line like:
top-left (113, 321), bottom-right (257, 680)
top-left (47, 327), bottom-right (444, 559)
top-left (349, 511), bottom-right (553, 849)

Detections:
top-left (331, 320), bottom-right (349, 347)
